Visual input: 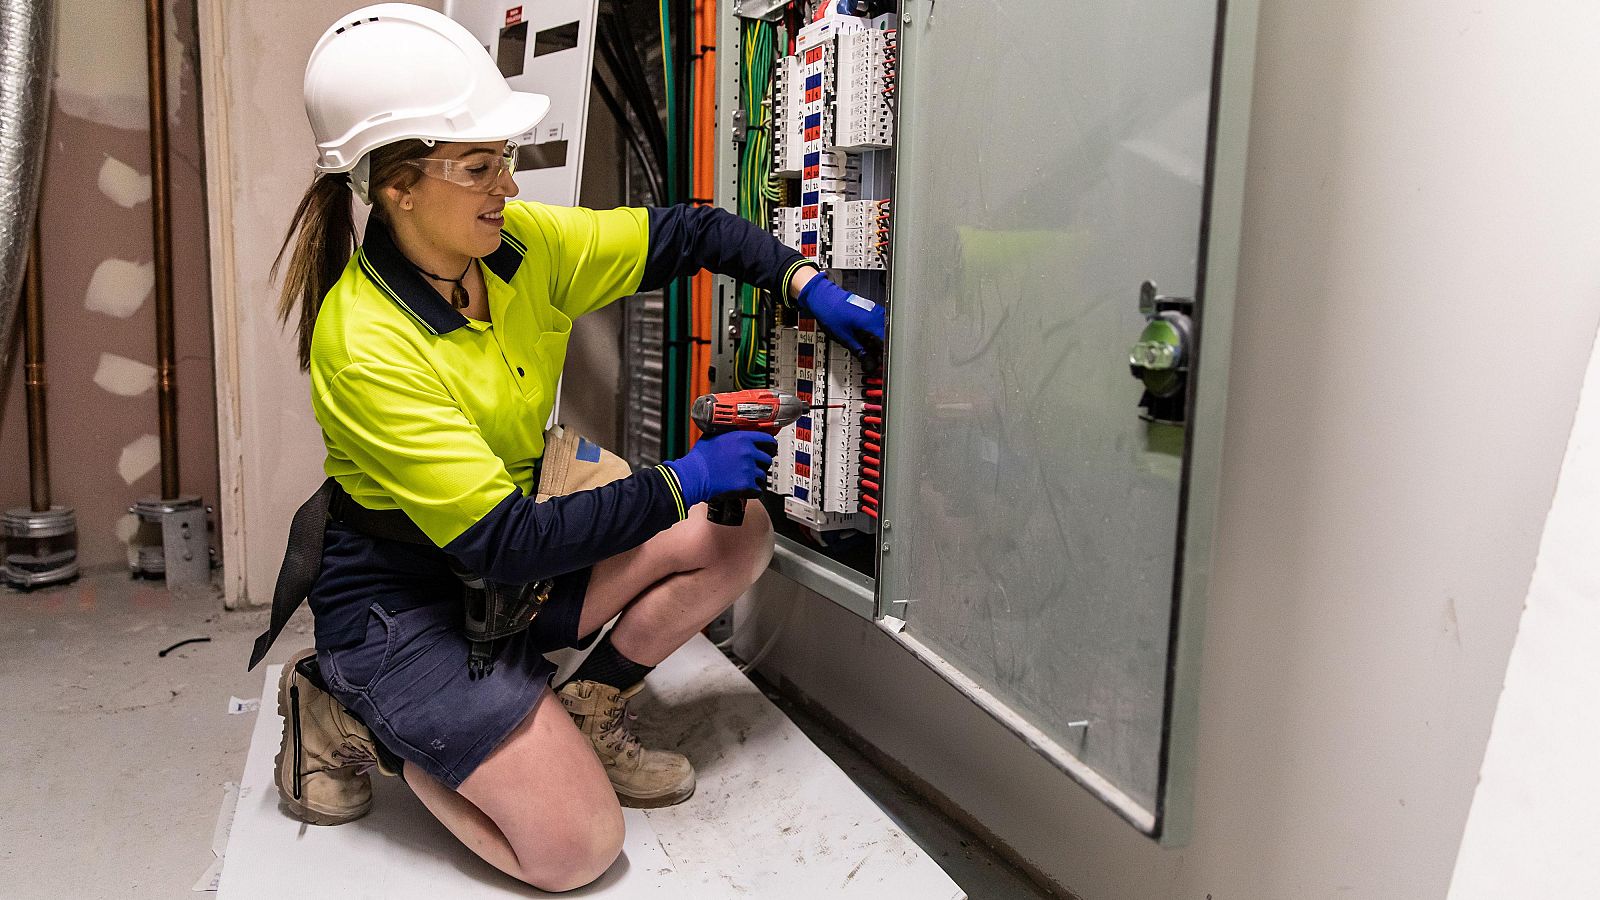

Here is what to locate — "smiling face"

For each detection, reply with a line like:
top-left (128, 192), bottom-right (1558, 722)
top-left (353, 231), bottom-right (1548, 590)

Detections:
top-left (381, 140), bottom-right (519, 260)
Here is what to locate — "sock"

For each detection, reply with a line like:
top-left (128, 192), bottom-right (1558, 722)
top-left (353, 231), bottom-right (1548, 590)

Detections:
top-left (564, 632), bottom-right (654, 690)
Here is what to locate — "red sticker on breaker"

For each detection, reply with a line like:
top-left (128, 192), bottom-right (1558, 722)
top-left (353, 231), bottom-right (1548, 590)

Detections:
top-left (505, 6), bottom-right (523, 27)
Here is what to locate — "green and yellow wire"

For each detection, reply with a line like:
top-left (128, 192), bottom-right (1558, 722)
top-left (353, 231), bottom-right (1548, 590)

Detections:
top-left (735, 18), bottom-right (781, 388)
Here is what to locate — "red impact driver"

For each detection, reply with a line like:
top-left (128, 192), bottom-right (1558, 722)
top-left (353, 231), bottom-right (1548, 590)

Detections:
top-left (689, 389), bottom-right (809, 526)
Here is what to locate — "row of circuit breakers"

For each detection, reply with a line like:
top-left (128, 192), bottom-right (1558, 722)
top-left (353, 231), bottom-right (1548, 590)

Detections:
top-left (767, 13), bottom-right (897, 535)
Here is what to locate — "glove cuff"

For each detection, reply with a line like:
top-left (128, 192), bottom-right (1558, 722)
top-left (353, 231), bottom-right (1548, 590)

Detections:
top-left (663, 457), bottom-right (710, 508)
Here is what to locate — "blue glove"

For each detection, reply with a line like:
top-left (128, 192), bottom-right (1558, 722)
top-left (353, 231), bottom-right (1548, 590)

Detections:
top-left (798, 275), bottom-right (885, 359)
top-left (665, 431), bottom-right (779, 508)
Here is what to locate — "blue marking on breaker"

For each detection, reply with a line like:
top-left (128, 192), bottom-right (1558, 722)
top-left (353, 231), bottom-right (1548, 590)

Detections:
top-left (805, 73), bottom-right (822, 90)
top-left (795, 449), bottom-right (812, 467)
top-left (794, 486), bottom-right (809, 501)
top-left (804, 151), bottom-right (820, 166)
top-left (802, 191), bottom-right (819, 206)
top-left (797, 378), bottom-right (815, 395)
top-left (804, 112), bottom-right (821, 128)
top-left (798, 415), bottom-right (812, 429)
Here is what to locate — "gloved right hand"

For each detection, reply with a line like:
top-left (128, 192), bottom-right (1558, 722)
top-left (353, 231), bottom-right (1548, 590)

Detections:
top-left (665, 431), bottom-right (779, 508)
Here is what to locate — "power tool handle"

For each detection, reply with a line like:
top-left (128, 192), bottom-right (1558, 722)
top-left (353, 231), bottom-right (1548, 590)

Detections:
top-left (707, 493), bottom-right (748, 527)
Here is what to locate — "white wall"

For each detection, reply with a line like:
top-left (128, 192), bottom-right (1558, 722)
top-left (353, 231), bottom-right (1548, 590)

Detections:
top-left (738, 2), bottom-right (1600, 897)
top-left (1448, 323), bottom-right (1600, 897)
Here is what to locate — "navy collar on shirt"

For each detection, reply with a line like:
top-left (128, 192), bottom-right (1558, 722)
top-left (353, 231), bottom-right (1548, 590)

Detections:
top-left (358, 214), bottom-right (526, 335)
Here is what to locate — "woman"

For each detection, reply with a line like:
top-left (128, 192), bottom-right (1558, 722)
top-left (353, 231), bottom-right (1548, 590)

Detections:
top-left (255, 3), bottom-right (884, 892)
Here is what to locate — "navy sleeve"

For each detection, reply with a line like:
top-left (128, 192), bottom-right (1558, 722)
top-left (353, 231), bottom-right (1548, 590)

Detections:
top-left (443, 465), bottom-right (688, 584)
top-left (640, 204), bottom-right (813, 297)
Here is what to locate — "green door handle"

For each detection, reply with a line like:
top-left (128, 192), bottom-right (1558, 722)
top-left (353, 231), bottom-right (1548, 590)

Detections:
top-left (1129, 312), bottom-right (1192, 398)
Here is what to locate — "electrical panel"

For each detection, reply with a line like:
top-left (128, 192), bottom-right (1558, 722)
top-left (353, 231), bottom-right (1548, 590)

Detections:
top-left (759, 10), bottom-right (898, 546)
top-left (443, 0), bottom-right (598, 206)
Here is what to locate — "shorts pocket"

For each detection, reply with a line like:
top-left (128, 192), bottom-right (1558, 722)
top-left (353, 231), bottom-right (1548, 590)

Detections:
top-left (324, 602), bottom-right (397, 693)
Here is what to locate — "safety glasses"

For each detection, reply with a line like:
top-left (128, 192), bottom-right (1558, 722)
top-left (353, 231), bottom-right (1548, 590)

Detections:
top-left (406, 143), bottom-right (518, 192)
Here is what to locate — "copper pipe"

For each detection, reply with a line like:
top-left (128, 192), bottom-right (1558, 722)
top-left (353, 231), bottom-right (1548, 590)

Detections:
top-left (22, 218), bottom-right (48, 512)
top-left (145, 0), bottom-right (179, 498)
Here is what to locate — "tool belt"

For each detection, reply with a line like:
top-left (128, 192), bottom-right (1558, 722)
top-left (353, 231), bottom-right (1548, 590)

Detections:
top-left (248, 426), bottom-right (634, 676)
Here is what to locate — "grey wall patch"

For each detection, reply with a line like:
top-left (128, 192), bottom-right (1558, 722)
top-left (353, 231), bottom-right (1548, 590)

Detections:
top-left (54, 0), bottom-right (186, 131)
top-left (94, 352), bottom-right (157, 396)
top-left (85, 259), bottom-right (154, 319)
top-left (98, 155), bottom-right (152, 208)
top-left (117, 434), bottom-right (161, 485)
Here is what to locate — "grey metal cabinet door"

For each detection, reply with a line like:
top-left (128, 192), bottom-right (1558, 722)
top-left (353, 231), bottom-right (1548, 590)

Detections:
top-left (879, 0), bottom-right (1255, 837)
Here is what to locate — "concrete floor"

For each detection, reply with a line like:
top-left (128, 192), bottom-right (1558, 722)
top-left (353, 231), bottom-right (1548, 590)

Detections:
top-left (0, 567), bottom-right (1053, 899)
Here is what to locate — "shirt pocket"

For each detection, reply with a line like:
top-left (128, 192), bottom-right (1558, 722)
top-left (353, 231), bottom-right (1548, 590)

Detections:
top-left (521, 310), bottom-right (573, 404)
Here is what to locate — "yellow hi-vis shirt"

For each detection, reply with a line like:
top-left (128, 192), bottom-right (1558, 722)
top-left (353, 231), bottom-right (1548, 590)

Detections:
top-left (310, 200), bottom-right (667, 547)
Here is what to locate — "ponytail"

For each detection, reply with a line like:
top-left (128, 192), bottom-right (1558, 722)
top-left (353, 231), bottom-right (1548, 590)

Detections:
top-left (272, 174), bottom-right (355, 371)
top-left (271, 139), bottom-right (434, 371)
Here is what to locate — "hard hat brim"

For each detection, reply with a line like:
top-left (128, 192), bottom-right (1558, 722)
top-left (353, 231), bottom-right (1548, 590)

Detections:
top-left (448, 89), bottom-right (552, 146)
top-left (315, 89), bottom-right (552, 173)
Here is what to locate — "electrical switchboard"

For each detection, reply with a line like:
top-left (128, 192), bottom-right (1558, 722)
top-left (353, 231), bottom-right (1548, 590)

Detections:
top-left (715, 4), bottom-right (898, 577)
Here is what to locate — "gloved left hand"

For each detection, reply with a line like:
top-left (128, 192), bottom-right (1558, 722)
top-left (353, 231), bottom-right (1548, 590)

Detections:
top-left (798, 274), bottom-right (885, 360)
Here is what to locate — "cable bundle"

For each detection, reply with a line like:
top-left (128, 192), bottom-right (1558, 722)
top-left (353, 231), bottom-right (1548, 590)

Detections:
top-left (734, 18), bottom-right (784, 388)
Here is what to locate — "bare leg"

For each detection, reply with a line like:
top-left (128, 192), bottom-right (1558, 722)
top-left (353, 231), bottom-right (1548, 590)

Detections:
top-left (407, 690), bottom-right (625, 891)
top-left (578, 500), bottom-right (774, 665)
top-left (405, 766), bottom-right (521, 879)
top-left (404, 500), bottom-right (771, 888)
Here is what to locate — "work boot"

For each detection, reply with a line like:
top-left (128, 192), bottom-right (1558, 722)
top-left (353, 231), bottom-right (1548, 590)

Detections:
top-left (557, 680), bottom-right (696, 808)
top-left (273, 648), bottom-right (393, 825)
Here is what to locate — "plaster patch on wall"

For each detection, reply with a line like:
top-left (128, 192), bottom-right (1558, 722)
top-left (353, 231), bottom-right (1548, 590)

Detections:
top-left (98, 156), bottom-right (152, 208)
top-left (53, 0), bottom-right (187, 131)
top-left (114, 513), bottom-right (141, 544)
top-left (118, 434), bottom-right (161, 485)
top-left (85, 259), bottom-right (154, 319)
top-left (94, 353), bottom-right (157, 396)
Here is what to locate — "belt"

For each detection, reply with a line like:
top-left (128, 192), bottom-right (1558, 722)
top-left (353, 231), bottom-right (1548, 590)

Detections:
top-left (247, 479), bottom-right (435, 670)
top-left (247, 473), bottom-right (545, 676)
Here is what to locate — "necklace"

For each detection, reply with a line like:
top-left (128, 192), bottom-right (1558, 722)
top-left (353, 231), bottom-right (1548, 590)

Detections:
top-left (408, 257), bottom-right (474, 309)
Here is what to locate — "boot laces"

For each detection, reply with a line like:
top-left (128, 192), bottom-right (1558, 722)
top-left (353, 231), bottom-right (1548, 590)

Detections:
top-left (329, 739), bottom-right (373, 768)
top-left (600, 697), bottom-right (642, 757)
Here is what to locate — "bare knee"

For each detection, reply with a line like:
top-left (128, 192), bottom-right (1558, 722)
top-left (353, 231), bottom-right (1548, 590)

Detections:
top-left (720, 500), bottom-right (773, 583)
top-left (517, 803), bottom-right (625, 892)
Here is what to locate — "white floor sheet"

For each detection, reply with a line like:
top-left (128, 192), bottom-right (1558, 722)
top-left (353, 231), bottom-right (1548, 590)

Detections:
top-left (218, 634), bottom-right (964, 899)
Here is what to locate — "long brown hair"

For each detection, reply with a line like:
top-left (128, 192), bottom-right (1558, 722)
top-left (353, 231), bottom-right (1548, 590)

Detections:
top-left (272, 139), bottom-right (435, 370)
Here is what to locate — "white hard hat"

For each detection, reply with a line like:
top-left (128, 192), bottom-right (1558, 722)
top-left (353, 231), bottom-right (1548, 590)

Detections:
top-left (304, 3), bottom-right (549, 198)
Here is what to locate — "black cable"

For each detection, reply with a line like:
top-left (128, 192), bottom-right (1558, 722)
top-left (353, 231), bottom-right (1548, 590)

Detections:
top-left (602, 10), bottom-right (669, 172)
top-left (593, 69), bottom-right (666, 203)
top-left (593, 8), bottom-right (665, 169)
top-left (595, 20), bottom-right (663, 167)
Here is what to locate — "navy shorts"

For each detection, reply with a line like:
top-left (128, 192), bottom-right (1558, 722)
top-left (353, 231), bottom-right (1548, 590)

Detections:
top-left (308, 519), bottom-right (596, 789)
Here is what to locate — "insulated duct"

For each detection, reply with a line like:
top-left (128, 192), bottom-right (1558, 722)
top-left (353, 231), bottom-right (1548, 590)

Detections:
top-left (0, 0), bottom-right (54, 380)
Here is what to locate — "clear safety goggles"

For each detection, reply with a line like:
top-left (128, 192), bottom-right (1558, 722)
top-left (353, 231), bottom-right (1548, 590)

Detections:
top-left (405, 143), bottom-right (518, 192)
